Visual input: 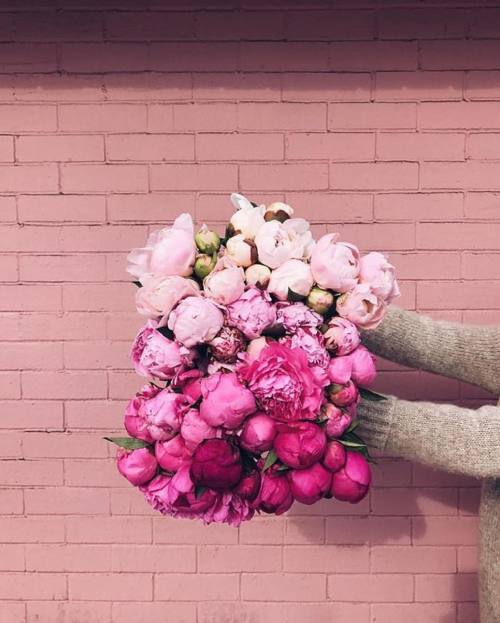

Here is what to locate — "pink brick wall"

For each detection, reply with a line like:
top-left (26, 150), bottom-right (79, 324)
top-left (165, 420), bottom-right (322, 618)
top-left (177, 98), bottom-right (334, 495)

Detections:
top-left (2, 2), bottom-right (499, 622)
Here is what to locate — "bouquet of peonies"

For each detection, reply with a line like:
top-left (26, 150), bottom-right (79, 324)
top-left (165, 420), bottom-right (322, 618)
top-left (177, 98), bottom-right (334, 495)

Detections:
top-left (106, 193), bottom-right (399, 526)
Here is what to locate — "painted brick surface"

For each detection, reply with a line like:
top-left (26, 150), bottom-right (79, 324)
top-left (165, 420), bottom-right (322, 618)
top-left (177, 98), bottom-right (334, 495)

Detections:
top-left (1, 2), bottom-right (498, 622)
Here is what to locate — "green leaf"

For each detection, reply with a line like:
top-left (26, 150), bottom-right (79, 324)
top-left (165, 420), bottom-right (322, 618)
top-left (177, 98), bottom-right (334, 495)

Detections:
top-left (345, 419), bottom-right (360, 434)
top-left (276, 464), bottom-right (290, 472)
top-left (359, 387), bottom-right (387, 402)
top-left (263, 450), bottom-right (279, 472)
top-left (195, 485), bottom-right (207, 500)
top-left (104, 437), bottom-right (150, 450)
top-left (338, 439), bottom-right (367, 449)
top-left (132, 281), bottom-right (142, 288)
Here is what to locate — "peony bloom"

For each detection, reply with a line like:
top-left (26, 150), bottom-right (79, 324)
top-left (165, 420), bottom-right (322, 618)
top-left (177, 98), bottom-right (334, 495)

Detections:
top-left (124, 384), bottom-right (160, 443)
top-left (239, 413), bottom-right (277, 454)
top-left (255, 218), bottom-right (314, 269)
top-left (349, 346), bottom-right (377, 387)
top-left (239, 342), bottom-right (327, 422)
top-left (127, 213), bottom-right (196, 279)
top-left (195, 224), bottom-right (220, 255)
top-left (322, 403), bottom-right (353, 439)
top-left (155, 435), bottom-right (192, 472)
top-left (274, 421), bottom-right (327, 469)
top-left (323, 317), bottom-right (360, 356)
top-left (168, 296), bottom-right (224, 347)
top-left (203, 256), bottom-right (245, 305)
top-left (336, 283), bottom-right (386, 330)
top-left (230, 192), bottom-right (266, 239)
top-left (226, 287), bottom-right (276, 340)
top-left (135, 274), bottom-right (200, 321)
top-left (205, 491), bottom-right (254, 526)
top-left (245, 336), bottom-right (269, 362)
top-left (359, 251), bottom-right (400, 303)
top-left (208, 325), bottom-right (247, 364)
top-left (327, 381), bottom-right (359, 408)
top-left (281, 328), bottom-right (330, 369)
top-left (275, 302), bottom-right (322, 333)
top-left (131, 321), bottom-right (193, 381)
top-left (323, 440), bottom-right (346, 472)
top-left (117, 448), bottom-right (158, 486)
top-left (306, 286), bottom-right (334, 315)
top-left (310, 233), bottom-right (360, 293)
top-left (330, 452), bottom-right (371, 503)
top-left (245, 263), bottom-right (271, 289)
top-left (190, 439), bottom-right (242, 490)
top-left (257, 468), bottom-right (294, 515)
top-left (199, 371), bottom-right (256, 429)
top-left (267, 259), bottom-right (314, 301)
top-left (328, 355), bottom-right (353, 385)
top-left (180, 408), bottom-right (218, 452)
top-left (233, 470), bottom-right (261, 501)
top-left (288, 463), bottom-right (332, 505)
top-left (225, 234), bottom-right (256, 267)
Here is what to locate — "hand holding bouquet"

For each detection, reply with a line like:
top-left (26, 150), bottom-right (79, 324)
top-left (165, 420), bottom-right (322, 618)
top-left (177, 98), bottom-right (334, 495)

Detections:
top-left (107, 193), bottom-right (399, 526)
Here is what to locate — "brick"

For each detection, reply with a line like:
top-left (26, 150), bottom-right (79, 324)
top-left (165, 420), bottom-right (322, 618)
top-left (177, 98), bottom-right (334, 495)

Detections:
top-left (194, 72), bottom-right (280, 102)
top-left (286, 132), bottom-right (374, 161)
top-left (22, 370), bottom-right (107, 399)
top-left (0, 164), bottom-right (58, 192)
top-left (61, 43), bottom-right (149, 72)
top-left (466, 70), bottom-right (500, 100)
top-left (0, 104), bottom-right (56, 132)
top-left (155, 573), bottom-right (239, 601)
top-left (284, 545), bottom-right (368, 573)
top-left (421, 40), bottom-right (500, 70)
top-left (0, 399), bottom-right (63, 430)
top-left (468, 133), bottom-right (500, 159)
top-left (17, 135), bottom-right (104, 162)
top-left (0, 603), bottom-right (24, 623)
top-left (150, 163), bottom-right (238, 191)
top-left (112, 602), bottom-right (195, 623)
top-left (330, 41), bottom-right (417, 71)
top-left (151, 42), bottom-right (238, 71)
top-left (25, 486), bottom-right (109, 515)
top-left (372, 603), bottom-right (456, 623)
top-left (64, 459), bottom-right (126, 488)
top-left (112, 545), bottom-right (195, 572)
top-left (241, 572), bottom-right (326, 602)
top-left (197, 133), bottom-right (284, 161)
top-left (106, 11), bottom-right (194, 40)
top-left (286, 9), bottom-right (373, 40)
top-left (371, 487), bottom-right (458, 516)
top-left (413, 517), bottom-right (479, 546)
top-left (0, 135), bottom-right (13, 162)
top-left (239, 103), bottom-right (326, 131)
top-left (421, 161), bottom-right (500, 190)
top-left (106, 134), bottom-right (194, 162)
top-left (463, 252), bottom-right (500, 279)
top-left (65, 400), bottom-right (123, 431)
top-left (0, 489), bottom-right (23, 514)
top-left (196, 10), bottom-right (284, 40)
top-left (0, 544), bottom-right (24, 570)
top-left (14, 10), bottom-right (103, 41)
top-left (0, 517), bottom-right (64, 543)
top-left (59, 104), bottom-right (147, 133)
top-left (375, 192), bottom-right (463, 221)
top-left (458, 547), bottom-right (478, 573)
top-left (108, 194), bottom-right (195, 223)
top-left (69, 573), bottom-right (152, 601)
top-left (388, 252), bottom-right (460, 280)
top-left (466, 192), bottom-right (500, 219)
top-left (330, 162), bottom-right (417, 191)
top-left (241, 163), bottom-right (328, 191)
top-left (239, 517), bottom-right (284, 545)
top-left (27, 602), bottom-right (111, 623)
top-left (286, 192), bottom-right (373, 222)
top-left (19, 254), bottom-right (106, 282)
top-left (64, 340), bottom-right (129, 369)
top-left (14, 74), bottom-right (105, 102)
top-left (242, 42), bottom-right (329, 72)
top-left (420, 102), bottom-right (500, 129)
top-left (329, 103), bottom-right (416, 130)
top-left (415, 573), bottom-right (478, 602)
top-left (0, 43), bottom-right (57, 73)
top-left (327, 517), bottom-right (411, 545)
top-left (0, 341), bottom-right (63, 369)
top-left (328, 573), bottom-right (413, 602)
top-left (18, 195), bottom-right (106, 223)
top-left (282, 72), bottom-right (370, 102)
top-left (378, 8), bottom-right (466, 39)
top-left (0, 572), bottom-right (66, 600)
top-left (66, 517), bottom-right (152, 544)
top-left (372, 546), bottom-right (457, 573)
top-left (154, 517), bottom-right (238, 545)
top-left (0, 254), bottom-right (17, 281)
top-left (172, 103), bottom-right (237, 131)
top-left (377, 132), bottom-right (464, 161)
top-left (418, 223), bottom-right (500, 250)
top-left (376, 71), bottom-right (463, 101)
top-left (284, 517), bottom-right (325, 544)
top-left (26, 544), bottom-right (111, 572)
top-left (105, 72), bottom-right (192, 101)
top-left (198, 545), bottom-right (281, 572)
top-left (61, 164), bottom-right (148, 193)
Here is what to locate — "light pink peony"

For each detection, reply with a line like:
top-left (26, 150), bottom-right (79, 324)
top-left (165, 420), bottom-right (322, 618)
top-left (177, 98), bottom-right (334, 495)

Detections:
top-left (131, 321), bottom-right (193, 380)
top-left (273, 421), bottom-right (327, 469)
top-left (168, 296), bottom-right (224, 347)
top-left (226, 287), bottom-right (276, 340)
top-left (323, 317), bottom-right (360, 356)
top-left (310, 233), bottom-right (360, 293)
top-left (281, 328), bottom-right (330, 369)
top-left (180, 408), bottom-right (218, 452)
top-left (322, 403), bottom-right (353, 439)
top-left (330, 452), bottom-right (371, 503)
top-left (239, 342), bottom-right (327, 422)
top-left (359, 251), bottom-right (400, 303)
top-left (349, 346), bottom-right (377, 387)
top-left (255, 218), bottom-right (314, 269)
top-left (208, 325), bottom-right (247, 364)
top-left (336, 283), bottom-right (386, 330)
top-left (127, 213), bottom-right (196, 279)
top-left (135, 274), bottom-right (200, 321)
top-left (257, 468), bottom-right (294, 515)
top-left (267, 258), bottom-right (314, 301)
top-left (203, 256), bottom-right (245, 305)
top-left (288, 463), bottom-right (332, 505)
top-left (328, 381), bottom-right (359, 408)
top-left (275, 302), bottom-right (322, 333)
top-left (117, 448), bottom-right (158, 486)
top-left (323, 440), bottom-right (346, 472)
top-left (230, 193), bottom-right (266, 239)
top-left (239, 413), bottom-right (277, 453)
top-left (225, 234), bottom-right (256, 267)
top-left (245, 263), bottom-right (271, 288)
top-left (199, 371), bottom-right (256, 429)
top-left (155, 435), bottom-right (192, 472)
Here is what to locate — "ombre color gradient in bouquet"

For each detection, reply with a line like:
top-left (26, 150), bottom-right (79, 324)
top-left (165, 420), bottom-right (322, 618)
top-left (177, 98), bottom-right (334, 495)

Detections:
top-left (106, 194), bottom-right (399, 526)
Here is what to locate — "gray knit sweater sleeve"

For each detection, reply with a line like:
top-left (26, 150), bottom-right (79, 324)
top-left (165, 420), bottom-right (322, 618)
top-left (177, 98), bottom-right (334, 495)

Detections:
top-left (357, 307), bottom-right (500, 479)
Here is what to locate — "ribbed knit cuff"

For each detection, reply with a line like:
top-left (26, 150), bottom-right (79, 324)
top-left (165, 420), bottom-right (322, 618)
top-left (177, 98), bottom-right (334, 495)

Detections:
top-left (356, 396), bottom-right (396, 452)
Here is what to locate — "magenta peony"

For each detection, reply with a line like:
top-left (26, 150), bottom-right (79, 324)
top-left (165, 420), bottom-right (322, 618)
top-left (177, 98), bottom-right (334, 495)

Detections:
top-left (328, 381), bottom-right (359, 408)
top-left (190, 439), bottom-right (242, 490)
top-left (168, 296), bottom-right (224, 347)
top-left (257, 468), bottom-right (294, 515)
top-left (275, 302), bottom-right (322, 333)
top-left (117, 448), bottom-right (158, 486)
top-left (323, 317), bottom-right (360, 356)
top-left (322, 403), bottom-right (353, 439)
top-left (282, 327), bottom-right (330, 369)
top-left (155, 435), bottom-right (192, 472)
top-left (288, 462), bottom-right (332, 505)
top-left (323, 440), bottom-right (347, 472)
top-left (330, 451), bottom-right (371, 503)
top-left (239, 413), bottom-right (277, 453)
top-left (349, 346), bottom-right (377, 387)
top-left (327, 355), bottom-right (352, 385)
top-left (274, 421), bottom-right (327, 469)
top-left (233, 470), bottom-right (261, 501)
top-left (226, 287), bottom-right (276, 340)
top-left (200, 372), bottom-right (256, 429)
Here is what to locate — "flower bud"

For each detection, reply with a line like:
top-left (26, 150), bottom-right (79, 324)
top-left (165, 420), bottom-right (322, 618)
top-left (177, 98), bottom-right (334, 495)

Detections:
top-left (240, 413), bottom-right (277, 453)
top-left (209, 325), bottom-right (247, 364)
top-left (322, 403), bottom-right (352, 438)
top-left (257, 469), bottom-right (294, 515)
top-left (155, 435), bottom-right (191, 472)
top-left (195, 225), bottom-right (220, 255)
top-left (117, 448), bottom-right (158, 486)
top-left (233, 470), bottom-right (261, 501)
top-left (323, 440), bottom-right (346, 472)
top-left (274, 421), bottom-right (326, 469)
top-left (245, 263), bottom-right (271, 288)
top-left (323, 317), bottom-right (360, 356)
top-left (190, 438), bottom-right (242, 490)
top-left (306, 286), bottom-right (334, 315)
top-left (330, 451), bottom-right (371, 503)
top-left (226, 234), bottom-right (257, 268)
top-left (327, 381), bottom-right (359, 408)
top-left (264, 201), bottom-right (294, 223)
top-left (194, 253), bottom-right (217, 280)
top-left (288, 462), bottom-right (332, 505)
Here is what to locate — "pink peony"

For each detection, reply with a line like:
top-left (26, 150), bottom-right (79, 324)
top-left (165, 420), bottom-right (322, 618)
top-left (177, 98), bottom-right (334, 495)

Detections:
top-left (180, 408), bottom-right (218, 452)
top-left (327, 355), bottom-right (352, 385)
top-left (281, 327), bottom-right (330, 369)
top-left (323, 317), bottom-right (360, 356)
top-left (255, 218), bottom-right (313, 269)
top-left (117, 448), bottom-right (158, 486)
top-left (203, 256), bottom-right (245, 305)
top-left (131, 321), bottom-right (193, 380)
top-left (275, 302), bottom-right (322, 333)
top-left (124, 384), bottom-right (161, 443)
top-left (190, 439), bottom-right (243, 490)
top-left (200, 371), bottom-right (256, 429)
top-left (267, 258), bottom-right (314, 301)
top-left (208, 325), bottom-right (247, 364)
top-left (172, 369), bottom-right (203, 403)
top-left (328, 381), bottom-right (359, 408)
top-left (288, 463), bottom-right (332, 505)
top-left (274, 421), bottom-right (327, 469)
top-left (135, 274), bottom-right (200, 321)
top-left (233, 471), bottom-right (261, 501)
top-left (336, 283), bottom-right (386, 330)
top-left (239, 413), bottom-right (277, 454)
top-left (168, 296), bottom-right (224, 347)
top-left (127, 213), bottom-right (196, 279)
top-left (226, 287), bottom-right (276, 340)
top-left (349, 346), bottom-right (377, 387)
top-left (155, 435), bottom-right (192, 472)
top-left (239, 342), bottom-right (327, 422)
top-left (310, 233), bottom-right (360, 293)
top-left (257, 468), bottom-right (294, 515)
top-left (323, 440), bottom-right (346, 472)
top-left (330, 452), bottom-right (371, 503)
top-left (205, 491), bottom-right (254, 526)
top-left (322, 403), bottom-right (353, 439)
top-left (359, 251), bottom-right (400, 303)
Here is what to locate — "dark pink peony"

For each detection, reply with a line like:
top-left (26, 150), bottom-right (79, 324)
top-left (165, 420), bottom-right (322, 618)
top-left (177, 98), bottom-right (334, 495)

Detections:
top-left (190, 438), bottom-right (243, 490)
top-left (275, 302), bottom-right (322, 333)
top-left (117, 448), bottom-right (158, 486)
top-left (133, 388), bottom-right (192, 442)
top-left (323, 317), bottom-right (360, 356)
top-left (226, 287), bottom-right (276, 339)
top-left (208, 325), bottom-right (247, 364)
top-left (330, 452), bottom-right (371, 503)
top-left (200, 371), bottom-right (256, 429)
top-left (155, 435), bottom-right (192, 472)
top-left (257, 468), bottom-right (294, 515)
top-left (180, 408), bottom-right (218, 452)
top-left (281, 327), bottom-right (330, 369)
top-left (273, 421), bottom-right (327, 469)
top-left (239, 413), bottom-right (277, 454)
top-left (349, 345), bottom-right (377, 387)
top-left (327, 381), bottom-right (359, 408)
top-left (323, 440), bottom-right (346, 472)
top-left (322, 403), bottom-right (353, 439)
top-left (239, 342), bottom-right (327, 422)
top-left (233, 470), bottom-right (261, 501)
top-left (288, 462), bottom-right (332, 505)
